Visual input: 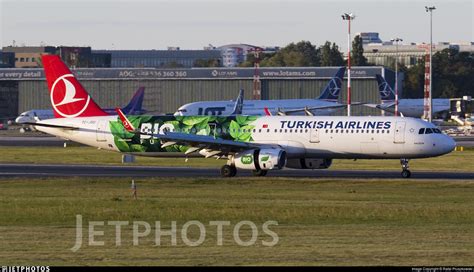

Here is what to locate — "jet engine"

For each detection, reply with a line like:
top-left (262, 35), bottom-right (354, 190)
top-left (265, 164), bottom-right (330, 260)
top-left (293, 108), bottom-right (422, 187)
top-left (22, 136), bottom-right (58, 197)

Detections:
top-left (233, 149), bottom-right (287, 170)
top-left (285, 158), bottom-right (332, 169)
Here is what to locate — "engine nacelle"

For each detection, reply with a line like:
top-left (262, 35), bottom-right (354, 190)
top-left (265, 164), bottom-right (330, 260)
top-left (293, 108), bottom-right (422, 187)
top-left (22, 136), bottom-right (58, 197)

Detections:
top-left (285, 158), bottom-right (332, 169)
top-left (234, 149), bottom-right (287, 170)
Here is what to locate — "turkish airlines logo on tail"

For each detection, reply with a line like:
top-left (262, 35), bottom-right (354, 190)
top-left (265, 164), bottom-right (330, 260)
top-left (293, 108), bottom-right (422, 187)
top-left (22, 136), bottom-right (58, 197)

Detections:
top-left (50, 74), bottom-right (91, 117)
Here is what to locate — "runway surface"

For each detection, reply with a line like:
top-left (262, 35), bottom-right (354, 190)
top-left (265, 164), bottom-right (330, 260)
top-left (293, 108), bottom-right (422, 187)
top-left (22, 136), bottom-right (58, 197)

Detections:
top-left (0, 136), bottom-right (69, 147)
top-left (1, 163), bottom-right (473, 180)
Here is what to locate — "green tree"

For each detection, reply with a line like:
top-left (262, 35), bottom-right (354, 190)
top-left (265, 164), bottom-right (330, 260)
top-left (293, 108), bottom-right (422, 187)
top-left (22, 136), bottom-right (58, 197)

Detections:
top-left (242, 41), bottom-right (320, 67)
top-left (193, 58), bottom-right (221, 67)
top-left (320, 41), bottom-right (344, 66)
top-left (239, 52), bottom-right (275, 67)
top-left (351, 35), bottom-right (368, 66)
top-left (400, 62), bottom-right (425, 98)
top-left (402, 48), bottom-right (474, 98)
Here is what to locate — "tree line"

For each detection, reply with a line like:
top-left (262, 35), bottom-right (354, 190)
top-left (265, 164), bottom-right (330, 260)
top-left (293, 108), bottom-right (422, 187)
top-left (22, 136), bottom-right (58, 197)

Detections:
top-left (402, 48), bottom-right (474, 98)
top-left (238, 36), bottom-right (473, 99)
top-left (239, 36), bottom-right (367, 67)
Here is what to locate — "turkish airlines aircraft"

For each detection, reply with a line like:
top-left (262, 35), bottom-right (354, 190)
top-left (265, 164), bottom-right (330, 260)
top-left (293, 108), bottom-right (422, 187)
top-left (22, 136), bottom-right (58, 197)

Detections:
top-left (15, 86), bottom-right (146, 126)
top-left (368, 74), bottom-right (450, 118)
top-left (174, 67), bottom-right (347, 116)
top-left (29, 55), bottom-right (456, 178)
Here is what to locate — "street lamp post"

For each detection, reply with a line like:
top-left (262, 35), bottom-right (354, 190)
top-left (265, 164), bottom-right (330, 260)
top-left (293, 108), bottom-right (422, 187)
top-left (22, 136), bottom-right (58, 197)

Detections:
top-left (342, 13), bottom-right (355, 116)
top-left (426, 6), bottom-right (436, 123)
top-left (391, 38), bottom-right (403, 116)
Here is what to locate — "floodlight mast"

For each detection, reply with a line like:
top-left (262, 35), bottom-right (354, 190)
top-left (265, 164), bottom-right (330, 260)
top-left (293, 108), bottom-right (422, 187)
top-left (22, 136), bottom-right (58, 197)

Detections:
top-left (391, 37), bottom-right (403, 116)
top-left (425, 6), bottom-right (436, 123)
top-left (342, 13), bottom-right (355, 116)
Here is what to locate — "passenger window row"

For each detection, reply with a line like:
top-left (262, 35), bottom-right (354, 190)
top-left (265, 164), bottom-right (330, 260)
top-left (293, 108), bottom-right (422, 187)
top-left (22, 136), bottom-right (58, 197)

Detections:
top-left (169, 128), bottom-right (392, 135)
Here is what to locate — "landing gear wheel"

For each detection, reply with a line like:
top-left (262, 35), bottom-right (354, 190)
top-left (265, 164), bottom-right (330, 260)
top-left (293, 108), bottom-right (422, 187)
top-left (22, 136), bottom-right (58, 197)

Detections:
top-left (401, 169), bottom-right (411, 178)
top-left (252, 169), bottom-right (268, 177)
top-left (221, 165), bottom-right (237, 177)
top-left (400, 158), bottom-right (411, 178)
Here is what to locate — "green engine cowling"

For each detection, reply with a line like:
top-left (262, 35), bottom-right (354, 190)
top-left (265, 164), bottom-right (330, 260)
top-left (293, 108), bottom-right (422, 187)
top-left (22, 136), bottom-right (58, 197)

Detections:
top-left (233, 149), bottom-right (287, 170)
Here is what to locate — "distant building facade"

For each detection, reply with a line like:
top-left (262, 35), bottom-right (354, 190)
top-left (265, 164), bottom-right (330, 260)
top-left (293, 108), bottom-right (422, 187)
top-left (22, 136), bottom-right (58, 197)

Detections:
top-left (2, 46), bottom-right (56, 68)
top-left (93, 49), bottom-right (222, 68)
top-left (359, 32), bottom-right (474, 67)
top-left (0, 51), bottom-right (15, 68)
top-left (358, 32), bottom-right (383, 44)
top-left (218, 44), bottom-right (279, 67)
top-left (1, 46), bottom-right (111, 68)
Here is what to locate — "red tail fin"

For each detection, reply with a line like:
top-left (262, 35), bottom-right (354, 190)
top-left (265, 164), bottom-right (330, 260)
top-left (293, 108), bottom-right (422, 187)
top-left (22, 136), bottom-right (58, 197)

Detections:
top-left (42, 55), bottom-right (108, 118)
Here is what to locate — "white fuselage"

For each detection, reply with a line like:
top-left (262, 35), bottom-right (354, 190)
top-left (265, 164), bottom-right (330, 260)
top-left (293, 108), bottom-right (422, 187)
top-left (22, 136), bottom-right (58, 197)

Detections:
top-left (35, 115), bottom-right (455, 160)
top-left (15, 110), bottom-right (54, 124)
top-left (175, 99), bottom-right (340, 116)
top-left (384, 99), bottom-right (451, 117)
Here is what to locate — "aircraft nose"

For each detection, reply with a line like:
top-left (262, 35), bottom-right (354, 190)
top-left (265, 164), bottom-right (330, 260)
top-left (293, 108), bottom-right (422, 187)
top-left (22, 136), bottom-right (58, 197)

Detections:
top-left (441, 135), bottom-right (456, 154)
top-left (15, 117), bottom-right (24, 124)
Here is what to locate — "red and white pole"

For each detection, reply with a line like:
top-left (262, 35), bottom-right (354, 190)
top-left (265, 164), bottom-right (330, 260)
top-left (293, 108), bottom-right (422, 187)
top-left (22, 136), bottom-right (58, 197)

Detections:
top-left (347, 18), bottom-right (351, 116)
top-left (342, 13), bottom-right (355, 116)
top-left (393, 38), bottom-right (402, 117)
top-left (252, 48), bottom-right (261, 100)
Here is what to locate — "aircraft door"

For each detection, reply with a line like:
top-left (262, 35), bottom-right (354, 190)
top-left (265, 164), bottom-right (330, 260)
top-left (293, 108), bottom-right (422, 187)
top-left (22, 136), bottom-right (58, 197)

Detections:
top-left (309, 129), bottom-right (320, 143)
top-left (96, 120), bottom-right (107, 142)
top-left (394, 121), bottom-right (406, 143)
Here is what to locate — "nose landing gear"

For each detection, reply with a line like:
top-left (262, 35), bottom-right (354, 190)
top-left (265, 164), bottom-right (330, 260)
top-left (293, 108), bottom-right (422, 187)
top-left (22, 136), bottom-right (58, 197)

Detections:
top-left (400, 158), bottom-right (411, 178)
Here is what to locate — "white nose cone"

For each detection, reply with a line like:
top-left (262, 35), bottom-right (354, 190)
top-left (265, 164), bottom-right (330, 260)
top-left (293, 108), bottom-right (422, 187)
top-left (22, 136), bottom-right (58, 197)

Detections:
top-left (15, 116), bottom-right (31, 124)
top-left (443, 136), bottom-right (456, 154)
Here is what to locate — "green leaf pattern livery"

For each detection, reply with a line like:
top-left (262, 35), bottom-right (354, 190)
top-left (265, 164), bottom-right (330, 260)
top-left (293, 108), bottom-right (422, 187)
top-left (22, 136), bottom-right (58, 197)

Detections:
top-left (109, 115), bottom-right (260, 153)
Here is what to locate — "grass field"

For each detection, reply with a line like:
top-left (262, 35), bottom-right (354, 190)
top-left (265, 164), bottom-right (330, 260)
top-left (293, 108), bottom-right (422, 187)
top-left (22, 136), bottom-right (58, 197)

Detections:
top-left (1, 146), bottom-right (474, 172)
top-left (0, 177), bottom-right (473, 266)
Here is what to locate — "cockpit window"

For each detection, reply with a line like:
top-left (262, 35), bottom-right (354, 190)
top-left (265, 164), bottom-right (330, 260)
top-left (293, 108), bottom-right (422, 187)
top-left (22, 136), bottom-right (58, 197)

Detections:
top-left (420, 127), bottom-right (442, 134)
top-left (178, 109), bottom-right (187, 113)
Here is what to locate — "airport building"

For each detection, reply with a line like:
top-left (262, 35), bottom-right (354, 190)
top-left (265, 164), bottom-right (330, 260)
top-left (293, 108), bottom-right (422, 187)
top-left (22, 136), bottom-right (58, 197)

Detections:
top-left (92, 48), bottom-right (222, 68)
top-left (218, 44), bottom-right (280, 67)
top-left (358, 32), bottom-right (474, 68)
top-left (0, 66), bottom-right (396, 119)
top-left (1, 46), bottom-right (111, 68)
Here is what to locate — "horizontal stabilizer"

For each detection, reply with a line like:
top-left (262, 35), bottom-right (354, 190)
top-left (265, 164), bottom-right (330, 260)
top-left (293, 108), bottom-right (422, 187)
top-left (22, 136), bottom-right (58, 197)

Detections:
top-left (22, 122), bottom-right (78, 130)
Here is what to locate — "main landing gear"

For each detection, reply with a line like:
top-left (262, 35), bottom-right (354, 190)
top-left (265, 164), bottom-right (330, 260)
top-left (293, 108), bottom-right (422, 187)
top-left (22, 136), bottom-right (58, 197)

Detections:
top-left (252, 169), bottom-right (268, 177)
top-left (220, 165), bottom-right (268, 177)
top-left (400, 158), bottom-right (411, 178)
top-left (221, 165), bottom-right (237, 177)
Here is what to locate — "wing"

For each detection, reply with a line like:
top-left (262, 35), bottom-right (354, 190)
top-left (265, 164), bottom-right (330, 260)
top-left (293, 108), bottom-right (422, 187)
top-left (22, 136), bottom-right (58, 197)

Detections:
top-left (148, 131), bottom-right (267, 156)
top-left (279, 102), bottom-right (365, 116)
top-left (116, 108), bottom-right (270, 157)
top-left (364, 102), bottom-right (396, 113)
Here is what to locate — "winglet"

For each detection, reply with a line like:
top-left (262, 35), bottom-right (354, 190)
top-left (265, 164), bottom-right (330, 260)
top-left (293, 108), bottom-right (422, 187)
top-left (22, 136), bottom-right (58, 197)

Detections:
top-left (230, 89), bottom-right (244, 115)
top-left (263, 107), bottom-right (272, 116)
top-left (116, 108), bottom-right (136, 132)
